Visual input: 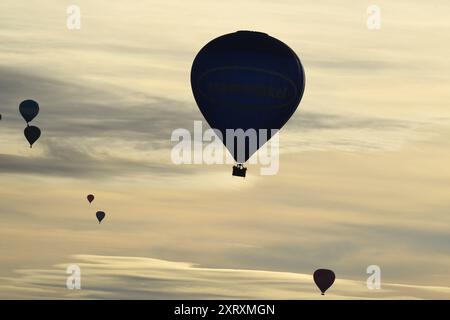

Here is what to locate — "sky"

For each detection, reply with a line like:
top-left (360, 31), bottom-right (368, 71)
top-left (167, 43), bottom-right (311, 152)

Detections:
top-left (0, 0), bottom-right (449, 299)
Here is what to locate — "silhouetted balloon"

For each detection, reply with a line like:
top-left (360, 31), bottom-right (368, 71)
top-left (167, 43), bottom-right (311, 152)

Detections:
top-left (24, 125), bottom-right (41, 148)
top-left (313, 269), bottom-right (335, 295)
top-left (19, 100), bottom-right (39, 123)
top-left (96, 211), bottom-right (105, 223)
top-left (191, 31), bottom-right (305, 170)
top-left (87, 194), bottom-right (95, 204)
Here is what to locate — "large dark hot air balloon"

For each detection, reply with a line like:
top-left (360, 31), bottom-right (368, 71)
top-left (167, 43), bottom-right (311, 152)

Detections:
top-left (19, 100), bottom-right (39, 123)
top-left (96, 211), bottom-right (106, 224)
top-left (87, 194), bottom-right (95, 204)
top-left (191, 31), bottom-right (305, 177)
top-left (313, 269), bottom-right (335, 295)
top-left (24, 125), bottom-right (41, 148)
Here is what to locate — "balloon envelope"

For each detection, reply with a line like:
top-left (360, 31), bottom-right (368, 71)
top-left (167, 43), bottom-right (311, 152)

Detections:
top-left (313, 269), bottom-right (335, 295)
top-left (96, 211), bottom-right (105, 223)
top-left (191, 31), bottom-right (305, 163)
top-left (87, 194), bottom-right (95, 204)
top-left (24, 125), bottom-right (41, 148)
top-left (19, 100), bottom-right (39, 123)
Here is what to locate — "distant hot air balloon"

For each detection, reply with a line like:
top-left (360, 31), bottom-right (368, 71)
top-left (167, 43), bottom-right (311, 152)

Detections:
top-left (24, 125), bottom-right (41, 148)
top-left (87, 194), bottom-right (95, 204)
top-left (313, 269), bottom-right (335, 295)
top-left (191, 31), bottom-right (305, 177)
top-left (96, 211), bottom-right (106, 224)
top-left (19, 100), bottom-right (39, 123)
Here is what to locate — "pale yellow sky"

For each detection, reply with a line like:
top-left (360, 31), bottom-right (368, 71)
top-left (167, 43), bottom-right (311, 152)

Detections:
top-left (0, 0), bottom-right (449, 299)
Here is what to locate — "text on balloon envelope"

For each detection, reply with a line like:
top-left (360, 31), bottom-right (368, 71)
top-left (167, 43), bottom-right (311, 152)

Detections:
top-left (196, 67), bottom-right (299, 109)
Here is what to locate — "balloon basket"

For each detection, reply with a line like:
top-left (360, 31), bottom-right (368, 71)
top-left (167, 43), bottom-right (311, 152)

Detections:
top-left (232, 164), bottom-right (247, 177)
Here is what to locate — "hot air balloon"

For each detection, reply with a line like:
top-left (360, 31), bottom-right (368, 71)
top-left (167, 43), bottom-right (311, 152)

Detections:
top-left (191, 31), bottom-right (305, 177)
top-left (87, 194), bottom-right (95, 204)
top-left (313, 269), bottom-right (335, 295)
top-left (24, 125), bottom-right (41, 148)
top-left (19, 100), bottom-right (39, 123)
top-left (96, 211), bottom-right (105, 224)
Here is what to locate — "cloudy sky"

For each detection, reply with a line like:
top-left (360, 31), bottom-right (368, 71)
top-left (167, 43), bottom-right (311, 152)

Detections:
top-left (0, 0), bottom-right (449, 299)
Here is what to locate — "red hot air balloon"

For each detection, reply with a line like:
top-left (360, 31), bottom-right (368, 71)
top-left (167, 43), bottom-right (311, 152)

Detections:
top-left (87, 194), bottom-right (94, 204)
top-left (313, 269), bottom-right (335, 295)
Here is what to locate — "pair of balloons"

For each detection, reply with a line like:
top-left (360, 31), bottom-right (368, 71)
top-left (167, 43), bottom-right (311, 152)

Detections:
top-left (191, 31), bottom-right (305, 177)
top-left (87, 194), bottom-right (106, 223)
top-left (19, 100), bottom-right (41, 148)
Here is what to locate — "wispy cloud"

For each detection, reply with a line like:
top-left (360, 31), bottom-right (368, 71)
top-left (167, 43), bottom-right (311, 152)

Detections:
top-left (1, 254), bottom-right (449, 299)
top-left (1, 66), bottom-right (436, 178)
top-left (0, 139), bottom-right (194, 178)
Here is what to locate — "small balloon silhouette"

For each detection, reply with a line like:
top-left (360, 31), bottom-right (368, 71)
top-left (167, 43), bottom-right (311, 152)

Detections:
top-left (24, 125), bottom-right (41, 148)
top-left (313, 269), bottom-right (335, 295)
top-left (19, 100), bottom-right (39, 123)
top-left (96, 211), bottom-right (105, 224)
top-left (87, 194), bottom-right (95, 204)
